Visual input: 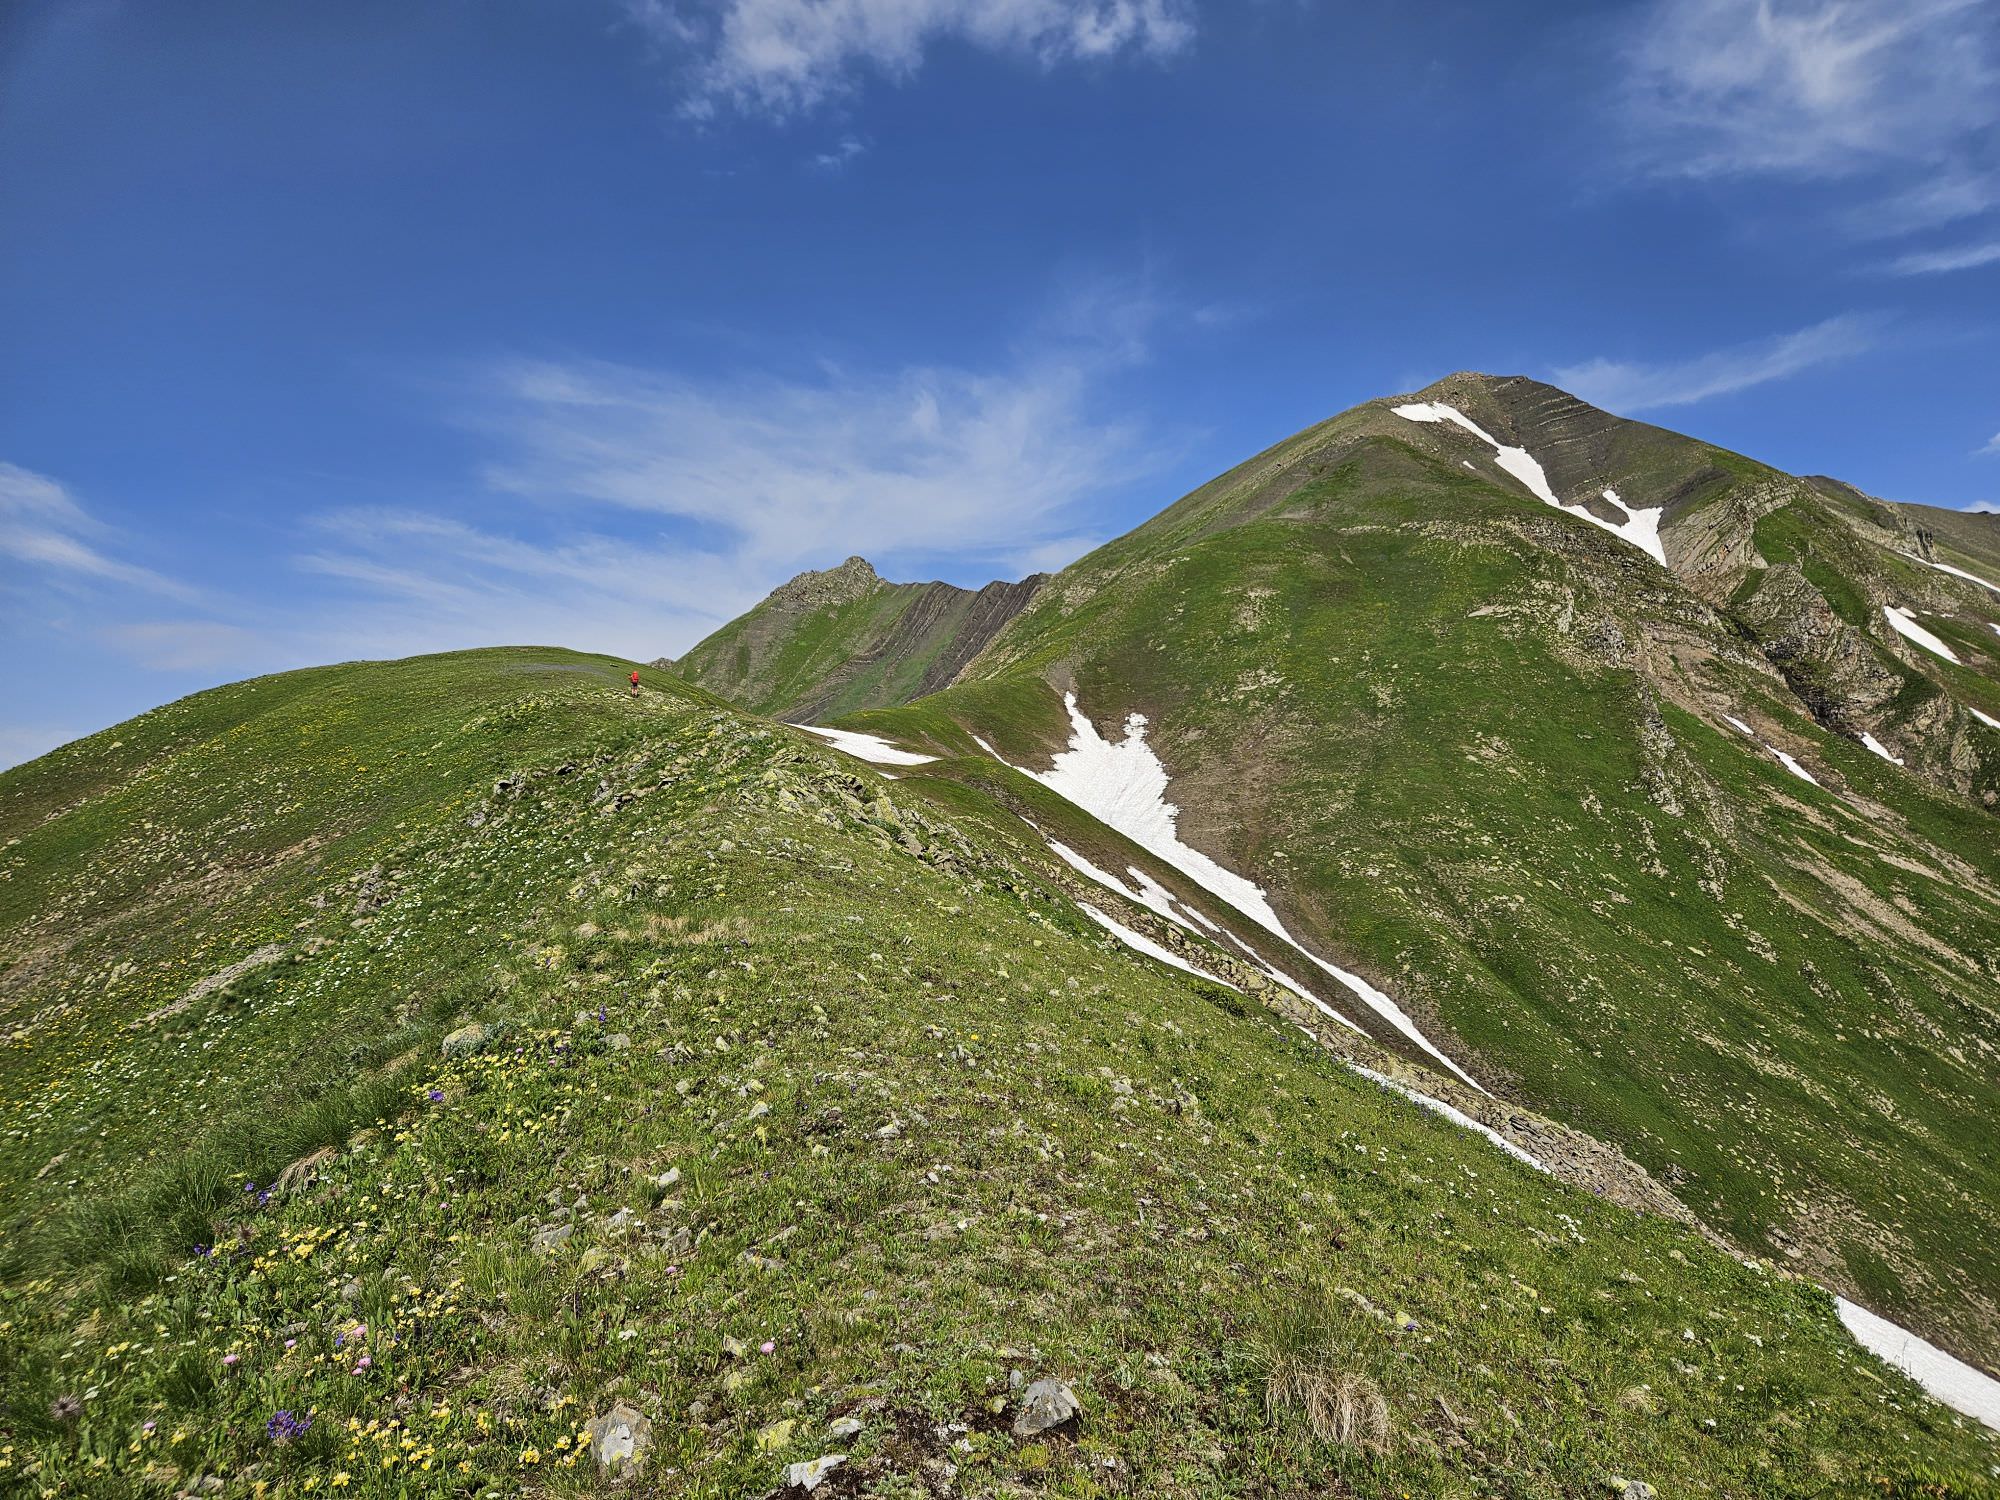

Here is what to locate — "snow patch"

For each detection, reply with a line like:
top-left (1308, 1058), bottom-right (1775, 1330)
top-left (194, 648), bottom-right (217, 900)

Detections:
top-left (1722, 715), bottom-right (1755, 737)
top-left (793, 724), bottom-right (938, 766)
top-left (1076, 903), bottom-right (1237, 990)
top-left (996, 692), bottom-right (1481, 1089)
top-left (1836, 1297), bottom-right (2000, 1433)
top-left (1903, 552), bottom-right (2000, 597)
top-left (1971, 706), bottom-right (2000, 730)
top-left (1772, 750), bottom-right (1819, 786)
top-left (1881, 607), bottom-right (1961, 664)
top-left (1047, 840), bottom-right (1200, 935)
top-left (1348, 1064), bottom-right (1547, 1172)
top-left (1391, 402), bottom-right (1667, 564)
top-left (1221, 933), bottom-right (1366, 1034)
top-left (1859, 733), bottom-right (1904, 766)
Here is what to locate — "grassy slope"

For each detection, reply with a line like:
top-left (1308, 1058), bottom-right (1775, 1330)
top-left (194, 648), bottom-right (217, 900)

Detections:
top-left (837, 435), bottom-right (2000, 1370)
top-left (3, 650), bottom-right (1996, 1496)
top-left (677, 578), bottom-right (1027, 723)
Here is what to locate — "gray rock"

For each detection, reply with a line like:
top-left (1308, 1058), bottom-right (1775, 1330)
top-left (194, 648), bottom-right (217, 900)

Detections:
top-left (1011, 1378), bottom-right (1081, 1437)
top-left (586, 1401), bottom-right (653, 1478)
top-left (531, 1222), bottom-right (574, 1253)
top-left (785, 1454), bottom-right (846, 1491)
top-left (441, 1022), bottom-right (498, 1059)
top-left (1609, 1483), bottom-right (1656, 1499)
top-left (606, 1033), bottom-right (632, 1050)
top-left (826, 1416), bottom-right (864, 1439)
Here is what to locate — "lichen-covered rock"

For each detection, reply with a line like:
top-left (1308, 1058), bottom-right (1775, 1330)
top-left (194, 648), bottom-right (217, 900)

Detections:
top-left (586, 1402), bottom-right (653, 1479)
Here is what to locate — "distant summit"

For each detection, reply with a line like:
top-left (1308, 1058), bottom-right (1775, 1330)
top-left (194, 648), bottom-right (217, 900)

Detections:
top-left (676, 557), bottom-right (1045, 720)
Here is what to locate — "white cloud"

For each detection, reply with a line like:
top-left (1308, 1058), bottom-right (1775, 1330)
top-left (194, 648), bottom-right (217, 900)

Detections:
top-left (810, 135), bottom-right (867, 170)
top-left (1963, 500), bottom-right (1999, 513)
top-left (294, 509), bottom-right (766, 661)
top-left (289, 285), bottom-right (1170, 664)
top-left (1623, 0), bottom-right (1998, 181)
top-left (631, 0), bottom-right (1194, 117)
top-left (1553, 314), bottom-right (1881, 413)
top-left (1979, 433), bottom-right (2000, 456)
top-left (1886, 239), bottom-right (2000, 275)
top-left (470, 328), bottom-right (1155, 579)
top-left (0, 461), bottom-right (200, 601)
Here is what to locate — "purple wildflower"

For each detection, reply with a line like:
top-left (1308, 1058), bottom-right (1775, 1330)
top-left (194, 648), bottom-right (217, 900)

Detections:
top-left (267, 1409), bottom-right (312, 1443)
top-left (428, 1088), bottom-right (445, 1103)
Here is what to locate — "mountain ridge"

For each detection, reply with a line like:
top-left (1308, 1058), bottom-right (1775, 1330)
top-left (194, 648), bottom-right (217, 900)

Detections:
top-left (680, 373), bottom-right (2000, 1372)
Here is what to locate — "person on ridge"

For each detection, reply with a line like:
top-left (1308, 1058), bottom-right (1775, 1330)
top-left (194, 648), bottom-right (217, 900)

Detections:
top-left (628, 669), bottom-right (641, 698)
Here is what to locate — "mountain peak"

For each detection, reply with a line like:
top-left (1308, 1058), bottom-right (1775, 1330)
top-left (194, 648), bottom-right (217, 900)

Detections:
top-left (769, 554), bottom-right (883, 609)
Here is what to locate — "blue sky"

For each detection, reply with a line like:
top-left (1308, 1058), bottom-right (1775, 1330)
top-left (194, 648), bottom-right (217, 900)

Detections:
top-left (2, 0), bottom-right (1997, 766)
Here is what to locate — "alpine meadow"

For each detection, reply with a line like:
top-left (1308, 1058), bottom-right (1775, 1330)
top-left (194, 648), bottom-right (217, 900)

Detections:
top-left (6, 3), bottom-right (2000, 1498)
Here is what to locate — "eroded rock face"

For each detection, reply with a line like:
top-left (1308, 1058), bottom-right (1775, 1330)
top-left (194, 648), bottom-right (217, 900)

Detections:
top-left (586, 1402), bottom-right (653, 1479)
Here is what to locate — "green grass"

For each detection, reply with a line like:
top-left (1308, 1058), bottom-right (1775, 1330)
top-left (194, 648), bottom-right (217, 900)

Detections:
top-left (3, 649), bottom-right (1996, 1496)
top-left (838, 461), bottom-right (2000, 1373)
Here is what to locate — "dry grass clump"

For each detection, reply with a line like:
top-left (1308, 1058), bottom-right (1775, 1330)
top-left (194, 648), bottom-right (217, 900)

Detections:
top-left (1253, 1296), bottom-right (1393, 1454)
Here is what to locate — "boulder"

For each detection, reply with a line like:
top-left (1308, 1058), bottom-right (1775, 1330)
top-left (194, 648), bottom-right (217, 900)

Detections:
top-left (785, 1454), bottom-right (846, 1491)
top-left (586, 1402), bottom-right (653, 1479)
top-left (1011, 1378), bottom-right (1081, 1437)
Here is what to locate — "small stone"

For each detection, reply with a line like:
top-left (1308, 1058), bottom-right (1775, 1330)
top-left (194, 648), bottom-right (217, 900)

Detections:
top-left (654, 1167), bottom-right (681, 1189)
top-left (1011, 1378), bottom-right (1081, 1437)
top-left (756, 1418), bottom-right (796, 1452)
top-left (532, 1223), bottom-right (574, 1253)
top-left (785, 1454), bottom-right (847, 1491)
top-left (586, 1401), bottom-right (653, 1479)
top-left (339, 1278), bottom-right (363, 1304)
top-left (606, 1033), bottom-right (632, 1050)
top-left (826, 1416), bottom-right (863, 1439)
top-left (1609, 1482), bottom-right (1656, 1500)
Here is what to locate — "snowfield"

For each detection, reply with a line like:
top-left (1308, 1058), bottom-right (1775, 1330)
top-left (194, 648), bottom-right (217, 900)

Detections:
top-left (1881, 607), bottom-right (1962, 664)
top-left (1972, 707), bottom-right (2000, 730)
top-left (989, 693), bottom-right (1482, 1090)
top-left (1075, 902), bottom-right (1238, 990)
top-left (1391, 402), bottom-right (1668, 565)
top-left (1837, 1298), bottom-right (2000, 1433)
top-left (793, 724), bottom-right (939, 766)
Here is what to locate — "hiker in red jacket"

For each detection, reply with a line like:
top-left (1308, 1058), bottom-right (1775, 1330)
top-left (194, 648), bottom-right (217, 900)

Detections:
top-left (629, 670), bottom-right (641, 698)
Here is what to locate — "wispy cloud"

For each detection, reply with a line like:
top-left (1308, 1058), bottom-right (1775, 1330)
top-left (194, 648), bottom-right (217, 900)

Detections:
top-left (1623, 0), bottom-right (1998, 181)
top-left (1964, 500), bottom-right (1999, 513)
top-left (0, 461), bottom-right (200, 602)
top-left (1553, 313), bottom-right (1882, 413)
top-left (1619, 0), bottom-right (2000, 258)
top-left (468, 290), bottom-right (1161, 578)
top-left (292, 279), bottom-right (1175, 661)
top-left (1979, 432), bottom-right (2000, 456)
top-left (628, 0), bottom-right (1195, 118)
top-left (1885, 240), bottom-right (2000, 276)
top-left (810, 135), bottom-right (867, 171)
